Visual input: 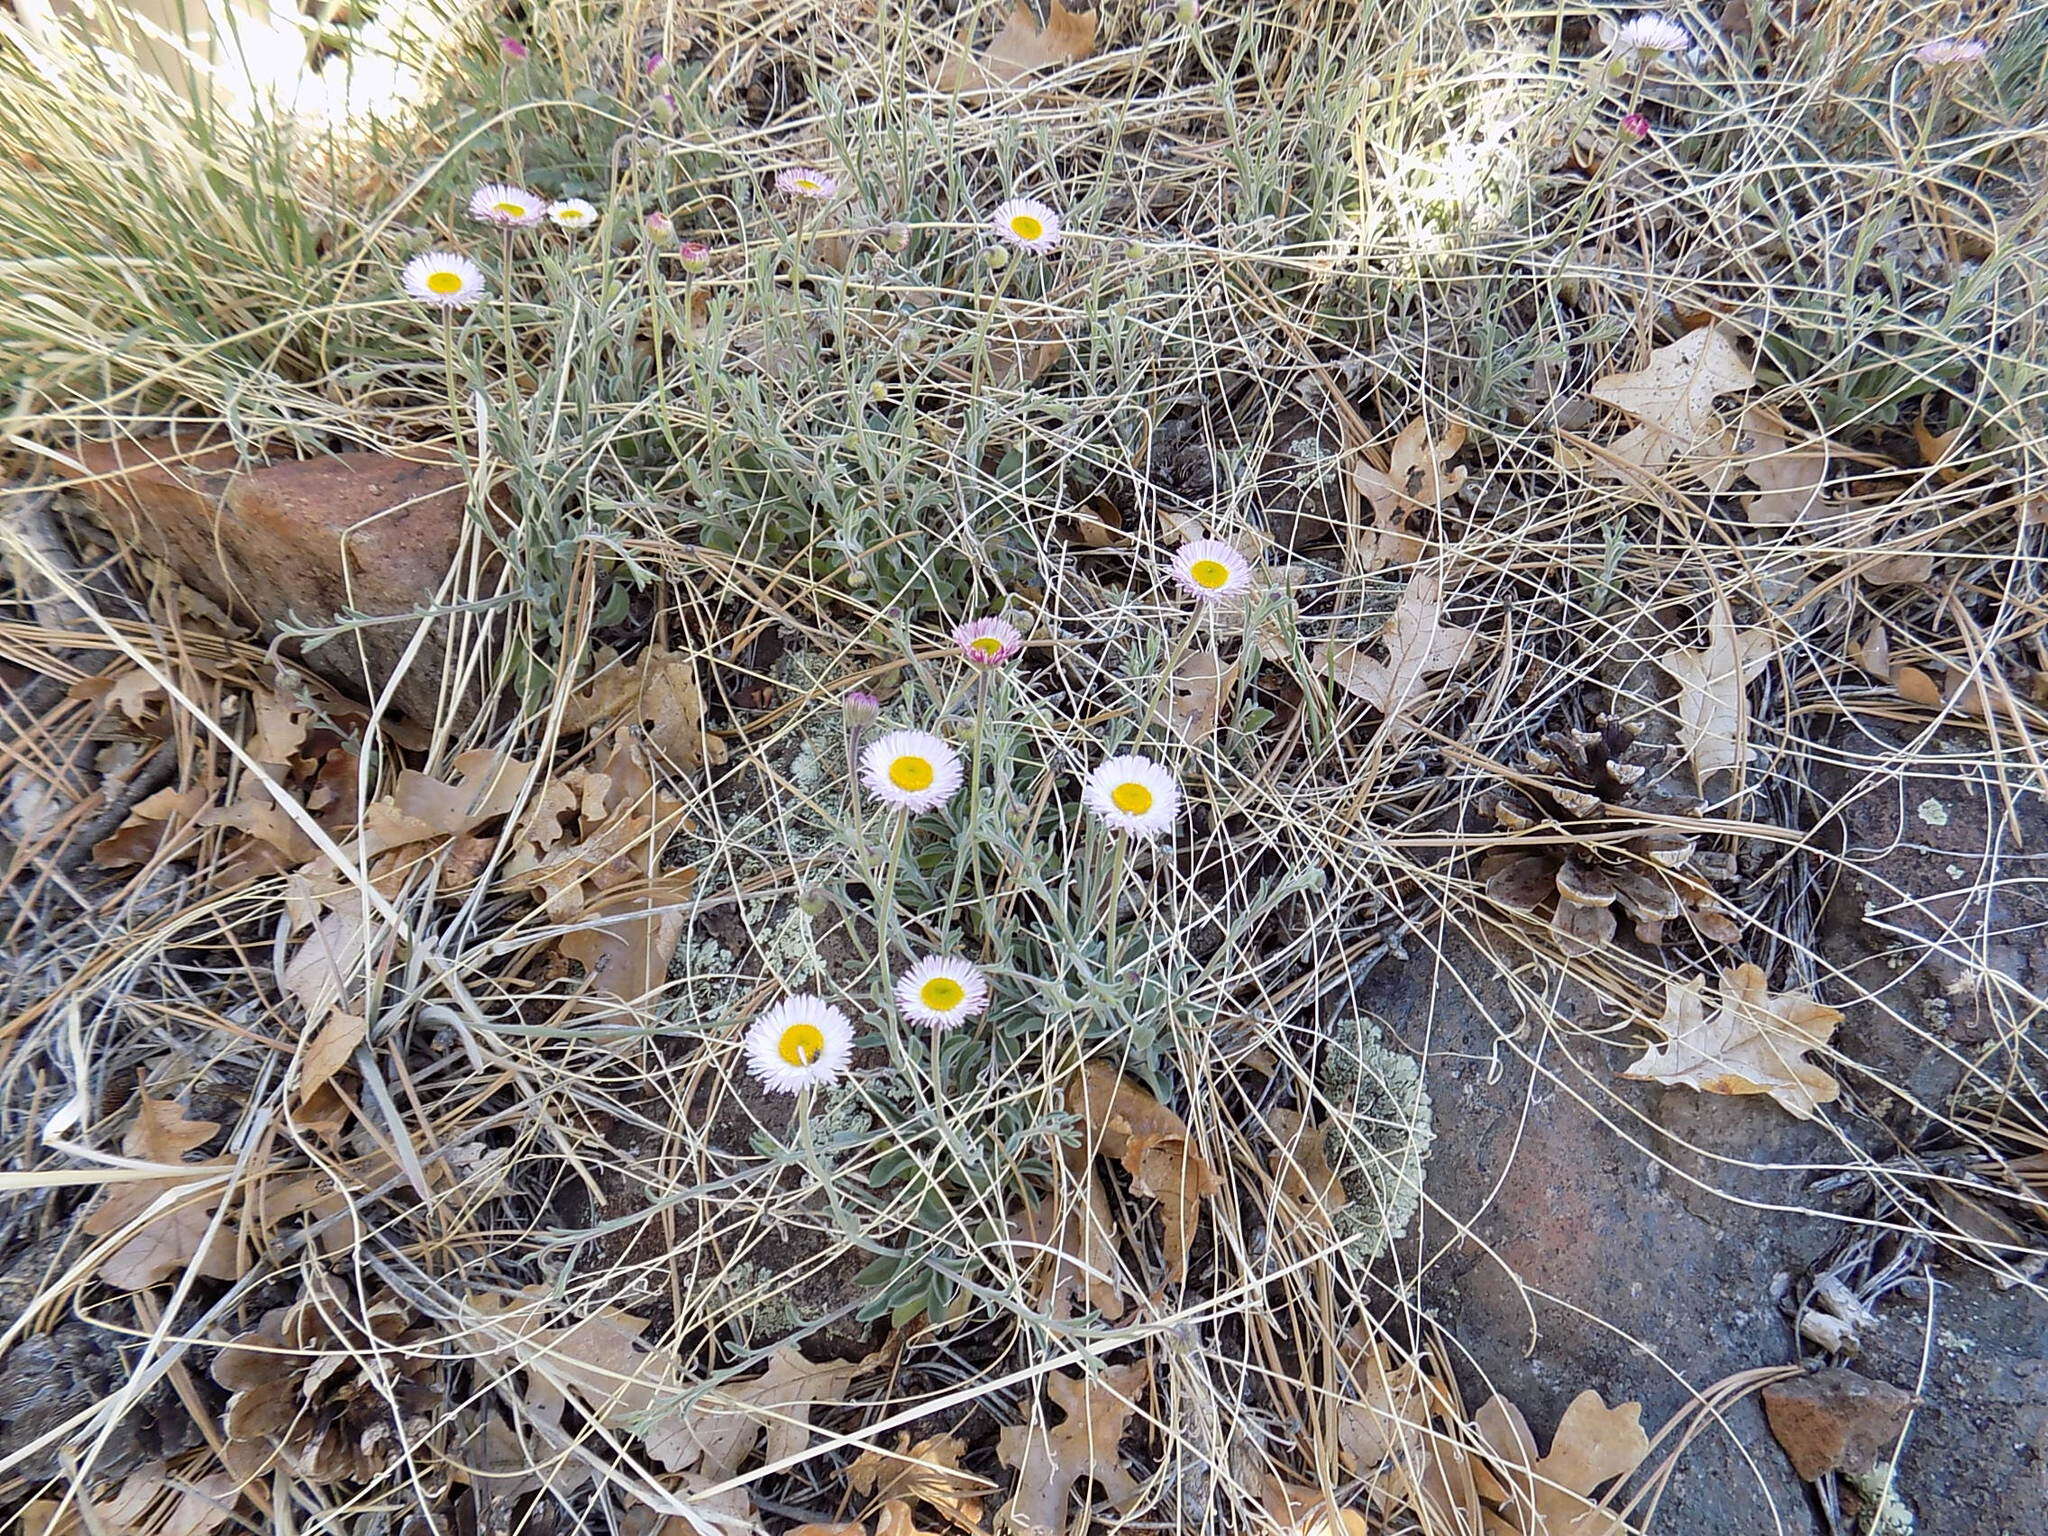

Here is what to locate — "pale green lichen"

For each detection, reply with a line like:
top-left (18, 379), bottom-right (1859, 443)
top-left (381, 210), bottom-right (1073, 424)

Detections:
top-left (1845, 1463), bottom-right (1915, 1536)
top-left (1320, 1015), bottom-right (1433, 1257)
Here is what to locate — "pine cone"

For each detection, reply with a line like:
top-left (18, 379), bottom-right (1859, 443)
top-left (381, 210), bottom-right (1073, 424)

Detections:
top-left (1478, 716), bottom-right (1739, 955)
top-left (213, 1275), bottom-right (439, 1486)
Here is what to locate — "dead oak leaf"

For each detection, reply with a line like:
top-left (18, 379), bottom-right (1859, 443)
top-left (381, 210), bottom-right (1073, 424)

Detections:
top-left (1355, 417), bottom-right (1468, 520)
top-left (1735, 408), bottom-right (1833, 527)
top-left (555, 873), bottom-right (696, 1014)
top-left (560, 647), bottom-right (725, 772)
top-left (995, 1362), bottom-right (1148, 1536)
top-left (1066, 1063), bottom-right (1221, 1285)
top-left (936, 0), bottom-right (1097, 94)
top-left (1267, 1107), bottom-right (1352, 1233)
top-left (1621, 963), bottom-right (1843, 1120)
top-left (1009, 1163), bottom-right (1126, 1322)
top-left (79, 1097), bottom-right (238, 1291)
top-left (849, 1432), bottom-right (993, 1529)
top-left (1151, 648), bottom-right (1234, 744)
top-left (1318, 572), bottom-right (1480, 726)
top-left (1657, 595), bottom-right (1776, 781)
top-left (1586, 326), bottom-right (1754, 486)
top-left (1473, 1390), bottom-right (1651, 1536)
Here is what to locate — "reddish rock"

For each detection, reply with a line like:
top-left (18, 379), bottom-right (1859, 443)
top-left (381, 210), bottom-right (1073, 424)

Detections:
top-left (62, 436), bottom-right (488, 723)
top-left (1763, 1368), bottom-right (1918, 1481)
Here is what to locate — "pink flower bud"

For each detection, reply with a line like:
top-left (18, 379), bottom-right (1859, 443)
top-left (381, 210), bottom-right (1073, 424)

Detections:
top-left (1620, 111), bottom-right (1652, 140)
top-left (499, 37), bottom-right (529, 61)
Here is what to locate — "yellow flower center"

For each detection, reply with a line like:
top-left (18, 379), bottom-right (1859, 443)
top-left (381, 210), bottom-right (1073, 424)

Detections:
top-left (494, 200), bottom-right (527, 218)
top-left (777, 1023), bottom-right (825, 1066)
top-left (796, 178), bottom-right (821, 194)
top-left (888, 754), bottom-right (934, 791)
top-left (1189, 558), bottom-right (1231, 590)
top-left (919, 976), bottom-right (966, 1011)
top-left (425, 270), bottom-right (463, 295)
top-left (1009, 213), bottom-right (1045, 242)
top-left (969, 636), bottom-right (1004, 657)
top-left (1111, 781), bottom-right (1154, 815)
top-left (559, 209), bottom-right (586, 222)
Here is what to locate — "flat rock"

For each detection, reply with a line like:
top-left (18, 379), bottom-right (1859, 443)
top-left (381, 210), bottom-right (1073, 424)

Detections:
top-left (1762, 1367), bottom-right (1917, 1480)
top-left (61, 436), bottom-right (488, 723)
top-left (1357, 921), bottom-right (1841, 1535)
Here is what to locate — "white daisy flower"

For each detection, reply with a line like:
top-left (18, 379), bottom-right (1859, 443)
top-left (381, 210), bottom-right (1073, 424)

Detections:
top-left (1082, 754), bottom-right (1181, 838)
top-left (894, 955), bottom-right (991, 1028)
top-left (743, 995), bottom-right (855, 1093)
top-left (547, 197), bottom-right (598, 230)
top-left (1168, 538), bottom-right (1253, 603)
top-left (469, 181), bottom-right (545, 227)
top-left (991, 197), bottom-right (1062, 253)
top-left (401, 252), bottom-right (487, 308)
top-left (1607, 13), bottom-right (1691, 54)
top-left (952, 616), bottom-right (1023, 666)
top-left (859, 729), bottom-right (965, 813)
top-left (1913, 37), bottom-right (1987, 67)
top-left (775, 166), bottom-right (840, 200)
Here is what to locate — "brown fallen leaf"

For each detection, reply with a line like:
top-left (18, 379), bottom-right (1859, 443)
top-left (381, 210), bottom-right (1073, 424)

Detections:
top-left (1318, 572), bottom-right (1481, 727)
top-left (1585, 325), bottom-right (1755, 486)
top-left (1621, 963), bottom-right (1843, 1119)
top-left (1333, 1332), bottom-right (1434, 1473)
top-left (359, 748), bottom-right (530, 857)
top-left (1066, 1062), bottom-right (1221, 1285)
top-left (279, 906), bottom-right (384, 1022)
top-left (1736, 408), bottom-right (1832, 526)
top-left (296, 1011), bottom-right (365, 1108)
top-left (80, 1097), bottom-right (238, 1291)
top-left (1010, 1162), bottom-right (1126, 1321)
top-left (1151, 648), bottom-right (1234, 744)
top-left (849, 1432), bottom-right (993, 1530)
top-left (1259, 1479), bottom-right (1372, 1536)
top-left (1657, 595), bottom-right (1776, 781)
top-left (1355, 417), bottom-right (1468, 522)
top-left (995, 1362), bottom-right (1148, 1536)
top-left (1473, 1389), bottom-right (1651, 1535)
top-left (554, 873), bottom-right (695, 1014)
top-left (935, 0), bottom-right (1098, 94)
top-left (92, 784), bottom-right (208, 869)
top-left (560, 647), bottom-right (725, 772)
top-left (24, 1464), bottom-right (241, 1536)
top-left (1267, 1107), bottom-right (1351, 1232)
top-left (503, 738), bottom-right (687, 918)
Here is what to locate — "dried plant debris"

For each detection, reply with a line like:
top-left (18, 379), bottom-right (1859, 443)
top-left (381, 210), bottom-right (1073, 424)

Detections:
top-left (1320, 571), bottom-right (1481, 733)
top-left (1578, 324), bottom-right (1756, 488)
top-left (1622, 963), bottom-right (1844, 1119)
top-left (1657, 596), bottom-right (1778, 783)
top-left (1478, 715), bottom-right (1739, 954)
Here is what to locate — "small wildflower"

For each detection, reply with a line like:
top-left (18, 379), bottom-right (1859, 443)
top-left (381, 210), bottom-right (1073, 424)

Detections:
top-left (860, 729), bottom-right (964, 813)
top-left (775, 166), bottom-right (840, 200)
top-left (1083, 754), bottom-right (1181, 839)
top-left (547, 197), bottom-right (598, 230)
top-left (676, 239), bottom-right (712, 271)
top-left (645, 52), bottom-right (668, 74)
top-left (1620, 111), bottom-right (1652, 140)
top-left (644, 211), bottom-right (674, 242)
top-left (401, 252), bottom-right (487, 308)
top-left (841, 690), bottom-right (881, 728)
top-left (1607, 14), bottom-right (1691, 54)
top-left (1168, 538), bottom-right (1253, 603)
top-left (468, 181), bottom-right (545, 227)
top-left (1913, 37), bottom-right (1987, 67)
top-left (743, 996), bottom-right (855, 1093)
top-left (499, 37), bottom-right (529, 61)
top-left (991, 197), bottom-right (1062, 254)
top-left (895, 955), bottom-right (991, 1029)
top-left (952, 616), bottom-right (1023, 667)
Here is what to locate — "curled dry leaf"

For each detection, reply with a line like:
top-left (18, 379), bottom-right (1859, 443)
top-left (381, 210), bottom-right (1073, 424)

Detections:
top-left (849, 1432), bottom-right (994, 1530)
top-left (555, 873), bottom-right (696, 1013)
top-left (91, 784), bottom-right (208, 869)
top-left (1066, 1062), bottom-right (1221, 1284)
top-left (79, 1097), bottom-right (238, 1291)
top-left (995, 1361), bottom-right (1148, 1536)
top-left (560, 647), bottom-right (725, 771)
top-left (1657, 595), bottom-right (1776, 781)
top-left (1318, 572), bottom-right (1481, 730)
top-left (1621, 963), bottom-right (1843, 1119)
top-left (936, 0), bottom-right (1098, 94)
top-left (1010, 1161), bottom-right (1126, 1321)
top-left (1355, 417), bottom-right (1467, 519)
top-left (1267, 1107), bottom-right (1351, 1232)
top-left (1582, 324), bottom-right (1755, 488)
